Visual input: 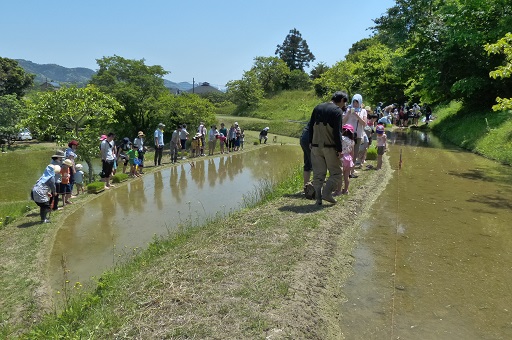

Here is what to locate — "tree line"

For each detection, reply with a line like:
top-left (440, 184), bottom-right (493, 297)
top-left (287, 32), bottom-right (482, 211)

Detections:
top-left (227, 1), bottom-right (512, 113)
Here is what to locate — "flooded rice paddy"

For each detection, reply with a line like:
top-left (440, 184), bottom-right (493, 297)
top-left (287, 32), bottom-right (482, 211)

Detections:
top-left (339, 130), bottom-right (512, 339)
top-left (48, 146), bottom-right (302, 294)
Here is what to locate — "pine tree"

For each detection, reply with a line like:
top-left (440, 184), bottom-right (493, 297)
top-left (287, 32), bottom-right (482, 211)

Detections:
top-left (275, 28), bottom-right (315, 71)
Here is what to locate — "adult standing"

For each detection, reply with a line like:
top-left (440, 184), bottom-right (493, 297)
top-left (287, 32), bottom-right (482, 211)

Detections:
top-left (170, 125), bottom-right (181, 164)
top-left (179, 124), bottom-right (189, 159)
top-left (100, 132), bottom-right (116, 189)
top-left (234, 122), bottom-right (241, 151)
top-left (133, 131), bottom-right (147, 174)
top-left (198, 122), bottom-right (207, 156)
top-left (154, 123), bottom-right (165, 166)
top-left (308, 91), bottom-right (348, 205)
top-left (342, 93), bottom-right (367, 178)
top-left (208, 125), bottom-right (218, 155)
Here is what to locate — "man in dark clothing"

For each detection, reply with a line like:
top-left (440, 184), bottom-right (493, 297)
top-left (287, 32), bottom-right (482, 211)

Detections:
top-left (308, 91), bottom-right (348, 205)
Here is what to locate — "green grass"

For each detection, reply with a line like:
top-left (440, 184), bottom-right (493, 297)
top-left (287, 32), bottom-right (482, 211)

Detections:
top-left (431, 101), bottom-right (512, 164)
top-left (0, 201), bottom-right (32, 229)
top-left (216, 90), bottom-right (321, 138)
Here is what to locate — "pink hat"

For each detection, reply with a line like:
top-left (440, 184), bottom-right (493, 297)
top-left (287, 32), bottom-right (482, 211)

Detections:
top-left (342, 124), bottom-right (354, 132)
top-left (99, 134), bottom-right (107, 141)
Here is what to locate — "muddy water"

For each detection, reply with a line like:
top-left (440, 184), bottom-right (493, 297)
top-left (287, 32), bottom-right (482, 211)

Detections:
top-left (339, 130), bottom-right (512, 339)
top-left (49, 145), bottom-right (302, 292)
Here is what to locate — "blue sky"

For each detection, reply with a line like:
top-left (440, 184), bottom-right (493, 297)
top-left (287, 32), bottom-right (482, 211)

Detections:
top-left (1, 0), bottom-right (395, 88)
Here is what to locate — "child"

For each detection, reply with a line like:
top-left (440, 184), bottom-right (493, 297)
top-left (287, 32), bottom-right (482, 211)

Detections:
top-left (74, 163), bottom-right (85, 195)
top-left (217, 133), bottom-right (227, 154)
top-left (340, 124), bottom-right (355, 195)
top-left (127, 144), bottom-right (140, 177)
top-left (60, 159), bottom-right (73, 205)
top-left (376, 124), bottom-right (387, 170)
top-left (193, 133), bottom-right (202, 157)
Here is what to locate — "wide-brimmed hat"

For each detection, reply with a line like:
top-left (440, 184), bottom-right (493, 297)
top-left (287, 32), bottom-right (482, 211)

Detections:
top-left (158, 123), bottom-right (165, 127)
top-left (123, 137), bottom-right (131, 144)
top-left (75, 163), bottom-right (83, 170)
top-left (195, 132), bottom-right (202, 138)
top-left (138, 131), bottom-right (145, 137)
top-left (62, 159), bottom-right (73, 167)
top-left (99, 134), bottom-right (107, 141)
top-left (376, 124), bottom-right (385, 133)
top-left (51, 150), bottom-right (65, 158)
top-left (342, 124), bottom-right (354, 132)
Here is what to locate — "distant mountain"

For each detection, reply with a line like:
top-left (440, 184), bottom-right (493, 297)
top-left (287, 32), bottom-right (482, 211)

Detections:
top-left (16, 59), bottom-right (96, 85)
top-left (15, 59), bottom-right (206, 91)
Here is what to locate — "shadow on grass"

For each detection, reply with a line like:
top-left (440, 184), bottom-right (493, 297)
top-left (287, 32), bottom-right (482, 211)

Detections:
top-left (17, 220), bottom-right (43, 228)
top-left (279, 194), bottom-right (335, 213)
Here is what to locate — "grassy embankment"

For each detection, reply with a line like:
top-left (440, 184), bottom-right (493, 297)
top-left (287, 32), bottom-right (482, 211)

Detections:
top-left (429, 100), bottom-right (512, 165)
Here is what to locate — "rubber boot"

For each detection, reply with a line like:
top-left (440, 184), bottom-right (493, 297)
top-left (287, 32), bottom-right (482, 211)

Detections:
top-left (314, 185), bottom-right (322, 205)
top-left (322, 181), bottom-right (337, 204)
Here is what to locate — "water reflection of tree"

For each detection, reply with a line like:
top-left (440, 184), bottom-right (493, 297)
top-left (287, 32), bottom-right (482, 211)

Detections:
top-left (153, 172), bottom-right (163, 210)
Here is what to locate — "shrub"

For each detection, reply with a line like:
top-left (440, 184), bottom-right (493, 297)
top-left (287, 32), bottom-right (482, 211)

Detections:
top-left (87, 181), bottom-right (105, 194)
top-left (112, 173), bottom-right (129, 183)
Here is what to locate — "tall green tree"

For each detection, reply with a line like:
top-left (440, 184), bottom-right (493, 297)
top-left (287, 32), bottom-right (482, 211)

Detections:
top-left (250, 56), bottom-right (290, 95)
top-left (275, 28), bottom-right (315, 71)
top-left (485, 32), bottom-right (512, 111)
top-left (285, 69), bottom-right (312, 91)
top-left (25, 86), bottom-right (121, 180)
top-left (0, 57), bottom-right (34, 98)
top-left (373, 0), bottom-right (512, 106)
top-left (226, 71), bottom-right (264, 112)
top-left (89, 55), bottom-right (169, 138)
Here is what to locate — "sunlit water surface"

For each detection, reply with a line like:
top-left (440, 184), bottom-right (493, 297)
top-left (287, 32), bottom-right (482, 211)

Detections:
top-left (48, 146), bottom-right (302, 294)
top-left (339, 130), bottom-right (512, 339)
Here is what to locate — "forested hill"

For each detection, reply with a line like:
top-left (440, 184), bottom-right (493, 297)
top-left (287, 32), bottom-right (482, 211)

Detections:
top-left (16, 59), bottom-right (96, 86)
top-left (15, 59), bottom-right (193, 91)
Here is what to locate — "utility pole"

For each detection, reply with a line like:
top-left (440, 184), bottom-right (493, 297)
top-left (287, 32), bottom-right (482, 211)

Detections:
top-left (192, 78), bottom-right (195, 94)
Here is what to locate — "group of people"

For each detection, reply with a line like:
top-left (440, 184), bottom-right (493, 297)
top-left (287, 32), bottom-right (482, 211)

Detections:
top-left (99, 131), bottom-right (148, 189)
top-left (31, 141), bottom-right (85, 223)
top-left (304, 91), bottom-right (387, 205)
top-left (158, 121), bottom-right (246, 163)
top-left (375, 102), bottom-right (432, 127)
